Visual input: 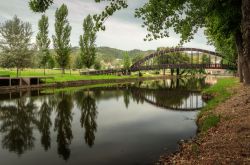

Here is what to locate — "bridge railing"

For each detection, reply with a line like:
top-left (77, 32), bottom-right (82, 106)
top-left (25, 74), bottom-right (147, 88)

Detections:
top-left (130, 64), bottom-right (236, 71)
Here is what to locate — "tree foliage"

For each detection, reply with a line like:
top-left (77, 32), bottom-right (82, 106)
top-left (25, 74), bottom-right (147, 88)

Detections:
top-left (79, 15), bottom-right (97, 69)
top-left (123, 52), bottom-right (131, 70)
top-left (52, 4), bottom-right (71, 74)
top-left (94, 60), bottom-right (101, 70)
top-left (0, 16), bottom-right (33, 76)
top-left (29, 0), bottom-right (53, 12)
top-left (36, 14), bottom-right (51, 75)
top-left (74, 55), bottom-right (83, 69)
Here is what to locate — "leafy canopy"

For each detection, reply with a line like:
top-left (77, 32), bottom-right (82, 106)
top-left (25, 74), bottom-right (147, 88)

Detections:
top-left (0, 16), bottom-right (33, 76)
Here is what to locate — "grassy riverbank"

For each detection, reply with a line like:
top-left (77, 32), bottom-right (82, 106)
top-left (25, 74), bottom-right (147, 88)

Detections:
top-left (0, 69), bottom-right (158, 83)
top-left (198, 77), bottom-right (238, 132)
top-left (159, 77), bottom-right (250, 164)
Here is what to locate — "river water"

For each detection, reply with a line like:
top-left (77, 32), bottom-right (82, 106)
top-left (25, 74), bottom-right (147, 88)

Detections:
top-left (0, 77), bottom-right (209, 165)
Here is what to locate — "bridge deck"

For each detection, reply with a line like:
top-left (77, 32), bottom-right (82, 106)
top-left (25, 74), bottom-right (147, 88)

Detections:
top-left (79, 64), bottom-right (236, 75)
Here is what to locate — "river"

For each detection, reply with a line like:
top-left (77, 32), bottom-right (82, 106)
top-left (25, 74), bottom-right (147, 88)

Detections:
top-left (0, 77), bottom-right (210, 165)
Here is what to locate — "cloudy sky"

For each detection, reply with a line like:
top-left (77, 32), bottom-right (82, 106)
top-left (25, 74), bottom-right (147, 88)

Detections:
top-left (0, 0), bottom-right (214, 51)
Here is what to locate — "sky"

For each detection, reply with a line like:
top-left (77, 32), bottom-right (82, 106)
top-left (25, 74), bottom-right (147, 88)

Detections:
top-left (0, 0), bottom-right (215, 51)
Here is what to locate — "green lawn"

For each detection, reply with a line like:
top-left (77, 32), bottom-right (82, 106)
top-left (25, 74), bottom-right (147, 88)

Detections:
top-left (0, 68), bottom-right (158, 83)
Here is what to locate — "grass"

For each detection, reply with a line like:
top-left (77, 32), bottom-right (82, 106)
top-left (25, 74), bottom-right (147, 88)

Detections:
top-left (198, 77), bottom-right (238, 133)
top-left (0, 68), bottom-right (159, 83)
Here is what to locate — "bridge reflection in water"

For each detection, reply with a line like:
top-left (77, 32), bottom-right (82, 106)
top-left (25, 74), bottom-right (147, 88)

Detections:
top-left (0, 77), bottom-right (209, 164)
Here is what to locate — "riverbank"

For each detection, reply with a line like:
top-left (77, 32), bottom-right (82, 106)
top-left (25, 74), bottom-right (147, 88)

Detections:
top-left (158, 77), bottom-right (250, 164)
top-left (0, 74), bottom-right (175, 93)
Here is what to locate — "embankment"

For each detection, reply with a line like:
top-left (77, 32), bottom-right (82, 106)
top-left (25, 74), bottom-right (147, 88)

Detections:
top-left (158, 77), bottom-right (250, 164)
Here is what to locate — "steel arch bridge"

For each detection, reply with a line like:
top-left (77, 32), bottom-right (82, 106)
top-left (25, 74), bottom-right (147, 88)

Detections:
top-left (130, 47), bottom-right (236, 72)
top-left (80, 47), bottom-right (236, 75)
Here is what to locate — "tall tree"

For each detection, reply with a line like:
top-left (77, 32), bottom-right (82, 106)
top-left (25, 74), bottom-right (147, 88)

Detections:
top-left (52, 4), bottom-right (71, 74)
top-left (123, 52), bottom-right (131, 75)
top-left (0, 16), bottom-right (33, 77)
top-left (241, 0), bottom-right (250, 84)
top-left (79, 15), bottom-right (97, 69)
top-left (36, 14), bottom-right (51, 75)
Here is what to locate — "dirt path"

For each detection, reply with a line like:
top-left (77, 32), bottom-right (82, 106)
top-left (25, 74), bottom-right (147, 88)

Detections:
top-left (159, 84), bottom-right (250, 164)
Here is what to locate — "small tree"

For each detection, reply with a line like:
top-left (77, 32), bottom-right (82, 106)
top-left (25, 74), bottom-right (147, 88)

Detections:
top-left (36, 14), bottom-right (50, 75)
top-left (123, 52), bottom-right (131, 75)
top-left (0, 16), bottom-right (33, 77)
top-left (94, 60), bottom-right (101, 70)
top-left (52, 4), bottom-right (71, 74)
top-left (47, 54), bottom-right (55, 69)
top-left (74, 55), bottom-right (83, 69)
top-left (79, 15), bottom-right (97, 69)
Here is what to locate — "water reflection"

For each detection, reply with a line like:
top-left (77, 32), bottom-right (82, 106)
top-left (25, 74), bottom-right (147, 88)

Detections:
top-left (75, 91), bottom-right (98, 147)
top-left (54, 93), bottom-right (73, 160)
top-left (0, 98), bottom-right (37, 155)
top-left (0, 77), bottom-right (209, 164)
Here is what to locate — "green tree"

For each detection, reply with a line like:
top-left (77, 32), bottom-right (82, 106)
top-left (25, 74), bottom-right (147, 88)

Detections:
top-left (123, 52), bottom-right (131, 71)
top-left (94, 60), bottom-right (101, 70)
top-left (36, 14), bottom-right (51, 75)
top-left (47, 54), bottom-right (55, 69)
top-left (201, 54), bottom-right (210, 64)
top-left (74, 55), bottom-right (83, 69)
top-left (0, 16), bottom-right (33, 77)
top-left (79, 15), bottom-right (97, 69)
top-left (52, 4), bottom-right (71, 74)
top-left (29, 0), bottom-right (53, 12)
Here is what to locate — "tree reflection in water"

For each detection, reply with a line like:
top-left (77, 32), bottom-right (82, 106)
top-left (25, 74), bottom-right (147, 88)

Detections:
top-left (123, 86), bottom-right (130, 109)
top-left (75, 91), bottom-right (98, 147)
top-left (54, 92), bottom-right (73, 160)
top-left (0, 98), bottom-right (37, 155)
top-left (37, 97), bottom-right (52, 151)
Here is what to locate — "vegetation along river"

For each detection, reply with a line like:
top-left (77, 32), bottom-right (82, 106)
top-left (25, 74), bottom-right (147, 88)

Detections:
top-left (0, 77), bottom-right (212, 165)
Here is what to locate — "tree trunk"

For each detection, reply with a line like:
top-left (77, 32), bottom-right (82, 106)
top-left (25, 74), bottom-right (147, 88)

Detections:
top-left (44, 67), bottom-right (46, 76)
top-left (16, 68), bottom-right (19, 77)
top-left (238, 55), bottom-right (244, 82)
top-left (242, 0), bottom-right (250, 84)
top-left (235, 30), bottom-right (244, 82)
top-left (171, 69), bottom-right (174, 76)
top-left (176, 68), bottom-right (180, 76)
top-left (62, 68), bottom-right (65, 74)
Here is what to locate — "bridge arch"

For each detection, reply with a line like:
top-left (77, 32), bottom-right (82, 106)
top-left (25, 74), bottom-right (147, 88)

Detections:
top-left (130, 47), bottom-right (234, 71)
